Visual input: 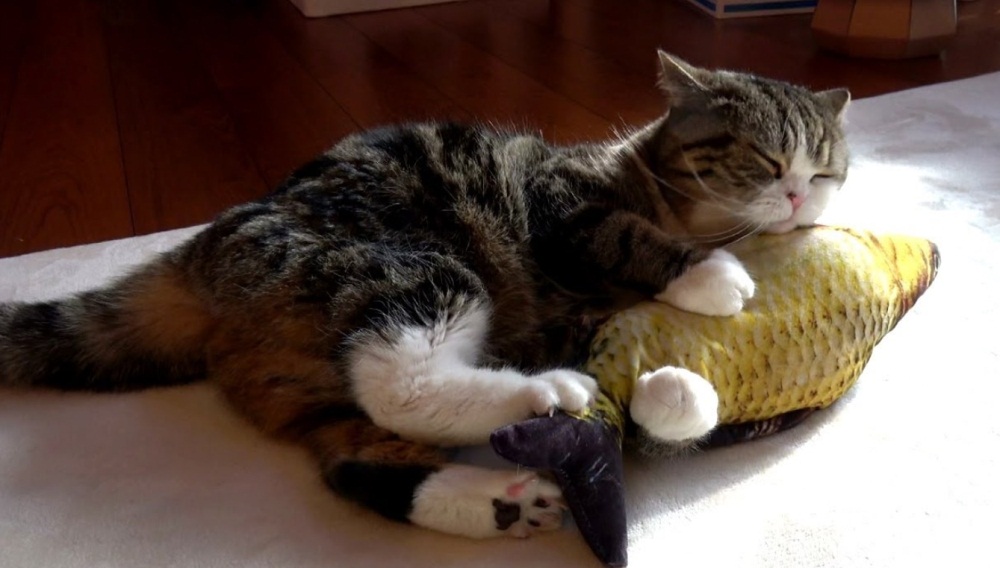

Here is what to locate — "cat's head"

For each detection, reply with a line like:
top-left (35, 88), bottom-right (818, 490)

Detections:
top-left (650, 51), bottom-right (850, 241)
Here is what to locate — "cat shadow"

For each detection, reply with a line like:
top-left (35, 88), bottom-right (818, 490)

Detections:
top-left (0, 386), bottom-right (603, 566)
top-left (620, 392), bottom-right (850, 529)
top-left (0, 383), bottom-right (852, 566)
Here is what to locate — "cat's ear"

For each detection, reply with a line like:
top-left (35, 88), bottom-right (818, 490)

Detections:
top-left (656, 50), bottom-right (709, 108)
top-left (656, 51), bottom-right (720, 142)
top-left (817, 88), bottom-right (851, 122)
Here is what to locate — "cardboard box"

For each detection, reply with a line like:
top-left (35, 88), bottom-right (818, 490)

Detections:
top-left (289, 0), bottom-right (464, 18)
top-left (684, 0), bottom-right (817, 18)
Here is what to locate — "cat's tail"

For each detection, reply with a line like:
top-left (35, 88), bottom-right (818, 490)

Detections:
top-left (0, 253), bottom-right (212, 392)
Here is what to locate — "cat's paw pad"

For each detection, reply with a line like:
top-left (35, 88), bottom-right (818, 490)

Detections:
top-left (410, 467), bottom-right (566, 539)
top-left (655, 249), bottom-right (754, 316)
top-left (629, 366), bottom-right (718, 442)
top-left (527, 369), bottom-right (598, 415)
top-left (491, 473), bottom-right (566, 538)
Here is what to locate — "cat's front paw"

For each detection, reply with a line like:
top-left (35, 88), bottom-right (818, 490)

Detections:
top-left (526, 369), bottom-right (598, 416)
top-left (655, 249), bottom-right (754, 316)
top-left (629, 366), bottom-right (719, 442)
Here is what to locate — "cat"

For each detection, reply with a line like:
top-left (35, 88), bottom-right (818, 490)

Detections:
top-left (0, 52), bottom-right (849, 540)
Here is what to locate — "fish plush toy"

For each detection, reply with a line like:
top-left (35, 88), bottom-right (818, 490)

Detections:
top-left (491, 226), bottom-right (940, 567)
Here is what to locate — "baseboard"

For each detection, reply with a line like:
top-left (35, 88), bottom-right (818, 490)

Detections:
top-left (288, 0), bottom-right (465, 17)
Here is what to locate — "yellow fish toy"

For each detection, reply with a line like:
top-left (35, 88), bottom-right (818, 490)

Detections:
top-left (492, 226), bottom-right (940, 567)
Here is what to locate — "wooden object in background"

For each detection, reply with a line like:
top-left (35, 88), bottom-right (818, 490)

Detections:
top-left (812, 0), bottom-right (958, 58)
top-left (289, 0), bottom-right (463, 18)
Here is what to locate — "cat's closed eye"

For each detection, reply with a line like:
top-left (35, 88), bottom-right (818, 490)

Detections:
top-left (749, 146), bottom-right (785, 180)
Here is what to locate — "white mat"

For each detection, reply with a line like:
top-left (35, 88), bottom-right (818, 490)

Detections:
top-left (3, 72), bottom-right (999, 568)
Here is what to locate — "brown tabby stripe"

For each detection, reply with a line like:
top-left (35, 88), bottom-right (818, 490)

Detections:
top-left (748, 143), bottom-right (784, 177)
top-left (680, 134), bottom-right (736, 152)
top-left (662, 164), bottom-right (716, 178)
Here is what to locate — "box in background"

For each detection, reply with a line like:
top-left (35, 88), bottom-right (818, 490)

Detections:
top-left (684, 0), bottom-right (817, 18)
top-left (289, 0), bottom-right (464, 18)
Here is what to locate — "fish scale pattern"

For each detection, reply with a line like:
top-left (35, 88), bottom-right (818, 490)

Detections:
top-left (583, 227), bottom-right (940, 435)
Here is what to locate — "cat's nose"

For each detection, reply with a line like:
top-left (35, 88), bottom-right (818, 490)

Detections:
top-left (787, 192), bottom-right (805, 211)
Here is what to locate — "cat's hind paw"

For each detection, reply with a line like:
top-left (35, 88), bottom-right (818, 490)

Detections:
top-left (410, 466), bottom-right (566, 539)
top-left (491, 474), bottom-right (565, 538)
top-left (655, 249), bottom-right (754, 316)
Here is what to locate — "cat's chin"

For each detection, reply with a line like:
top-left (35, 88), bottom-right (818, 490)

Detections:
top-left (763, 219), bottom-right (799, 234)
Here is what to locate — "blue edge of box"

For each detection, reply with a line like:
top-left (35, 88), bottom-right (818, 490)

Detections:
top-left (692, 0), bottom-right (818, 13)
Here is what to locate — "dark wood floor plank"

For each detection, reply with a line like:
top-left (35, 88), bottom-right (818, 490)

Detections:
top-left (174, 0), bottom-right (359, 188)
top-left (416, 0), bottom-right (663, 127)
top-left (492, 0), bottom-right (918, 98)
top-left (0, 0), bottom-right (132, 259)
top-left (487, 0), bottom-right (711, 80)
top-left (2, 0), bottom-right (1000, 257)
top-left (345, 8), bottom-right (615, 143)
top-left (263, 0), bottom-right (470, 129)
top-left (0, 1), bottom-right (34, 150)
top-left (100, 0), bottom-right (269, 236)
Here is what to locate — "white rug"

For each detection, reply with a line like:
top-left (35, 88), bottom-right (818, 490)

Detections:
top-left (2, 72), bottom-right (999, 568)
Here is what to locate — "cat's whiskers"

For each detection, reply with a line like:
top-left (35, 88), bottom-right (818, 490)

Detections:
top-left (690, 219), bottom-right (762, 245)
top-left (691, 218), bottom-right (756, 238)
top-left (646, 169), bottom-right (742, 213)
top-left (622, 136), bottom-right (742, 215)
top-left (638, 147), bottom-right (778, 245)
top-left (677, 150), bottom-right (746, 210)
top-left (724, 219), bottom-right (770, 245)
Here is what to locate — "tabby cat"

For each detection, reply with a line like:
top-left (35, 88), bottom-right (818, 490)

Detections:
top-left (0, 53), bottom-right (849, 539)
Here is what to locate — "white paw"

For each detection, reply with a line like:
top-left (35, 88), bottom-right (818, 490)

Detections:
top-left (629, 366), bottom-right (719, 442)
top-left (526, 369), bottom-right (599, 415)
top-left (410, 466), bottom-right (566, 539)
top-left (492, 472), bottom-right (565, 538)
top-left (655, 249), bottom-right (755, 316)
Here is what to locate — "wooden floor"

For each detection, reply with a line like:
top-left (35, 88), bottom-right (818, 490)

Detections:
top-left (1, 0), bottom-right (998, 258)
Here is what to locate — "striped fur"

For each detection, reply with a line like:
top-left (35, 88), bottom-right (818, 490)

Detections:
top-left (0, 53), bottom-right (849, 538)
